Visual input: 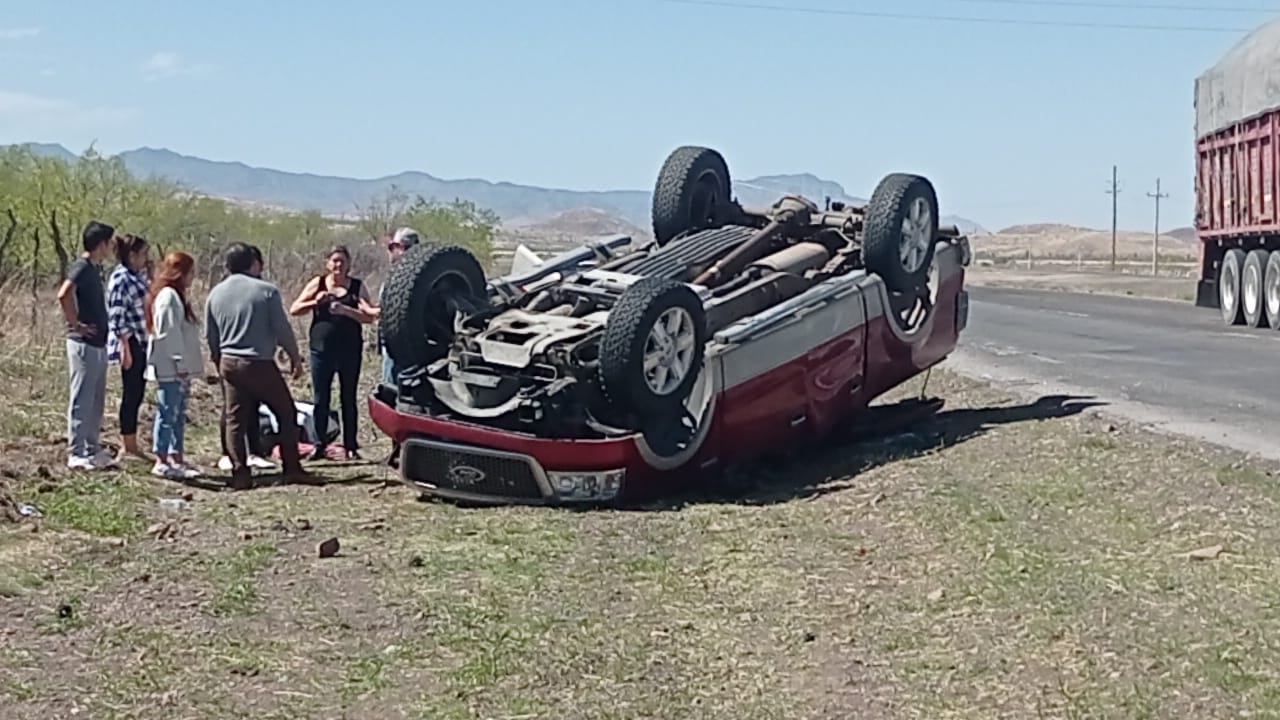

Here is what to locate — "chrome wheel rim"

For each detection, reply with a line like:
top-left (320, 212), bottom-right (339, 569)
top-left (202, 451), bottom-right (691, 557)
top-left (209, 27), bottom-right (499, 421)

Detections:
top-left (900, 197), bottom-right (933, 273)
top-left (643, 307), bottom-right (697, 395)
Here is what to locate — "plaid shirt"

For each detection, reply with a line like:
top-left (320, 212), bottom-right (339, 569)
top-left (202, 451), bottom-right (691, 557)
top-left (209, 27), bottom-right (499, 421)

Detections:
top-left (106, 264), bottom-right (149, 363)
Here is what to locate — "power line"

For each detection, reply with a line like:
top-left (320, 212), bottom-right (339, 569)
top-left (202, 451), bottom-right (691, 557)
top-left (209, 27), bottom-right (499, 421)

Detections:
top-left (929, 0), bottom-right (1279, 14)
top-left (660, 0), bottom-right (1257, 32)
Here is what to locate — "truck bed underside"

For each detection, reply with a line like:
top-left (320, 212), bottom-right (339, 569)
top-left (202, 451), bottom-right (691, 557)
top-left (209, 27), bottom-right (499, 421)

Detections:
top-left (615, 225), bottom-right (758, 280)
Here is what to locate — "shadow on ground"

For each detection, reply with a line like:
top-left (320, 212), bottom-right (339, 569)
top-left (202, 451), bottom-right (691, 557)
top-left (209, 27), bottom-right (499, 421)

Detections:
top-left (631, 393), bottom-right (1107, 511)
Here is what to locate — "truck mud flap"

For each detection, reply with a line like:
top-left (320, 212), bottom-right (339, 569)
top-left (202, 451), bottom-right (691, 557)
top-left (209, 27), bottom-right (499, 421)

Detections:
top-left (1196, 279), bottom-right (1219, 309)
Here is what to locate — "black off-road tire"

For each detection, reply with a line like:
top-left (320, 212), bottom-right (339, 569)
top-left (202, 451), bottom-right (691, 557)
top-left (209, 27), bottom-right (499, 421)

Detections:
top-left (1219, 248), bottom-right (1246, 326)
top-left (863, 173), bottom-right (940, 293)
top-left (651, 145), bottom-right (732, 246)
top-left (599, 278), bottom-right (707, 419)
top-left (380, 243), bottom-right (487, 369)
top-left (1242, 248), bottom-right (1269, 328)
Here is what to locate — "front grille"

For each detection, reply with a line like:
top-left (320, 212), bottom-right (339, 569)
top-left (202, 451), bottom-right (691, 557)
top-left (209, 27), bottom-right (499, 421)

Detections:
top-left (400, 439), bottom-right (546, 500)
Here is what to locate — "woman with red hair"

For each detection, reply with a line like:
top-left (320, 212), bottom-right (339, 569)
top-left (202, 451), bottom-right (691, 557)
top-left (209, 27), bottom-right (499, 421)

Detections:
top-left (144, 251), bottom-right (205, 480)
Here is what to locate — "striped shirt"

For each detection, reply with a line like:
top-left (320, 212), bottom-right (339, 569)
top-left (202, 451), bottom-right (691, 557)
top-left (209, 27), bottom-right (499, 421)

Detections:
top-left (106, 264), bottom-right (149, 363)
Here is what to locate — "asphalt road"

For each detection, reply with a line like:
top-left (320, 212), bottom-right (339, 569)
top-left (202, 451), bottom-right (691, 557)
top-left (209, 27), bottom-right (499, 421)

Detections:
top-left (946, 285), bottom-right (1280, 462)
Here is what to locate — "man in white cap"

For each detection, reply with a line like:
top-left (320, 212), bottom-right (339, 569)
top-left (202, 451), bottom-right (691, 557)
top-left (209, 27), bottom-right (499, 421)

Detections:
top-left (377, 227), bottom-right (421, 384)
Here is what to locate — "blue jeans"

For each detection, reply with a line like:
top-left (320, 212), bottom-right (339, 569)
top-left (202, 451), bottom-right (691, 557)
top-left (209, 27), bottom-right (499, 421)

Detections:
top-left (153, 379), bottom-right (190, 456)
top-left (381, 347), bottom-right (397, 385)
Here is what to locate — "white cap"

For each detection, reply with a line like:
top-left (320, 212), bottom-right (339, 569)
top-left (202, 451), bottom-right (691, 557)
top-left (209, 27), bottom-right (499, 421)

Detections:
top-left (390, 226), bottom-right (421, 248)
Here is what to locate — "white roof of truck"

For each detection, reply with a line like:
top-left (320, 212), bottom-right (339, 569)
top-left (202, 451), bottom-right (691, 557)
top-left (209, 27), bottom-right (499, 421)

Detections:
top-left (1195, 17), bottom-right (1280, 138)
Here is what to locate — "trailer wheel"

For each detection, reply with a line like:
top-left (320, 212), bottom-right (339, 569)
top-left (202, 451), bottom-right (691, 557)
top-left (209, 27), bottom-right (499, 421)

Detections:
top-left (599, 277), bottom-right (707, 419)
top-left (1242, 249), bottom-right (1269, 328)
top-left (1218, 248), bottom-right (1246, 326)
top-left (651, 146), bottom-right (732, 246)
top-left (380, 243), bottom-right (488, 369)
top-left (863, 173), bottom-right (940, 293)
top-left (1266, 251), bottom-right (1280, 331)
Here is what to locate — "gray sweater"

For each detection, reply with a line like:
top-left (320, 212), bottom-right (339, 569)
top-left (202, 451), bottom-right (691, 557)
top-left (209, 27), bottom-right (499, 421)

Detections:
top-left (204, 273), bottom-right (300, 363)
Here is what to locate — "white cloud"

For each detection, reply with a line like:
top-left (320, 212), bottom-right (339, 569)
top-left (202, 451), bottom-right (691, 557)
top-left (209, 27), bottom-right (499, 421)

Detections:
top-left (0, 90), bottom-right (139, 128)
top-left (142, 51), bottom-right (212, 81)
top-left (0, 27), bottom-right (39, 40)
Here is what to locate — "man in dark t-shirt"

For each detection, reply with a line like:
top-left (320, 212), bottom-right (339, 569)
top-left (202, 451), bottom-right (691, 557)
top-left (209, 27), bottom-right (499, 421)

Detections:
top-left (57, 220), bottom-right (118, 470)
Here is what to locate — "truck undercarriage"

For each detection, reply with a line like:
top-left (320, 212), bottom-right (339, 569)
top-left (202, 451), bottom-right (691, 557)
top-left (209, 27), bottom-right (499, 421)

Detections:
top-left (378, 146), bottom-right (967, 444)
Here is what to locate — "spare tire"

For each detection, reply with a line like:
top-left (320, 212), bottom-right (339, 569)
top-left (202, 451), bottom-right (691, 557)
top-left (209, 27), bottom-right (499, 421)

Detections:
top-left (863, 173), bottom-right (940, 293)
top-left (380, 243), bottom-right (488, 369)
top-left (599, 277), bottom-right (707, 419)
top-left (651, 146), bottom-right (732, 246)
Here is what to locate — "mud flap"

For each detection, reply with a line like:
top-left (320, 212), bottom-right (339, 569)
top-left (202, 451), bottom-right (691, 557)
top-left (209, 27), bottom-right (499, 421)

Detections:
top-left (956, 289), bottom-right (970, 332)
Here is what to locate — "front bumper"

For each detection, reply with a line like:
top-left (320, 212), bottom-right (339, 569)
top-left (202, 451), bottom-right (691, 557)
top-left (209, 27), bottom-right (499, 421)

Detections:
top-left (398, 437), bottom-right (625, 505)
top-left (369, 392), bottom-right (641, 505)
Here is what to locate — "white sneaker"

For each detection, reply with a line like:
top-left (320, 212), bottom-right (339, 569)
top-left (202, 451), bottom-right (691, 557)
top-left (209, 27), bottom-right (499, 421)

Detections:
top-left (68, 455), bottom-right (95, 471)
top-left (249, 455), bottom-right (276, 470)
top-left (218, 455), bottom-right (275, 471)
top-left (151, 461), bottom-right (176, 478)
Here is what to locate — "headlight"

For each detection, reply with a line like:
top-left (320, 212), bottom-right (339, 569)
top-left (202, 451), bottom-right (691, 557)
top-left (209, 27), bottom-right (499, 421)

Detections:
top-left (546, 469), bottom-right (625, 501)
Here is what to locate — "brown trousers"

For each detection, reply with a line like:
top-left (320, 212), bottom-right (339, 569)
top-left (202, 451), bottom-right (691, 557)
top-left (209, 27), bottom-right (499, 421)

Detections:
top-left (220, 357), bottom-right (301, 480)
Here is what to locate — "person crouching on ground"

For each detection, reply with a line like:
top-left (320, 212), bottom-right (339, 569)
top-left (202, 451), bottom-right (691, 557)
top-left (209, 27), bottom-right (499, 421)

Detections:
top-left (206, 242), bottom-right (321, 490)
top-left (106, 232), bottom-right (153, 464)
top-left (57, 220), bottom-right (119, 471)
top-left (144, 251), bottom-right (205, 480)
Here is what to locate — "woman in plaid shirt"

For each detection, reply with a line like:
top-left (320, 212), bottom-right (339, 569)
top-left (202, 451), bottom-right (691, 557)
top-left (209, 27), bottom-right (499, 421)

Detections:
top-left (106, 233), bottom-right (152, 462)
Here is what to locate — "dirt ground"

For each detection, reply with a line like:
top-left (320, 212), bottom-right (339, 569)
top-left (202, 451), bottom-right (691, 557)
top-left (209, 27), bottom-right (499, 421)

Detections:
top-left (965, 265), bottom-right (1199, 303)
top-left (3, 327), bottom-right (1280, 719)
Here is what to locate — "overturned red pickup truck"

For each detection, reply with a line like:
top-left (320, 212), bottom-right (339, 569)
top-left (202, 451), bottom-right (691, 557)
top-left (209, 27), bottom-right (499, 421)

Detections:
top-left (368, 146), bottom-right (971, 505)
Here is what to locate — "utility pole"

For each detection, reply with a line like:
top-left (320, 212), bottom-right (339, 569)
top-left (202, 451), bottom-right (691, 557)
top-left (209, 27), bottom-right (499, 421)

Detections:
top-left (1147, 178), bottom-right (1168, 277)
top-left (1105, 165), bottom-right (1121, 272)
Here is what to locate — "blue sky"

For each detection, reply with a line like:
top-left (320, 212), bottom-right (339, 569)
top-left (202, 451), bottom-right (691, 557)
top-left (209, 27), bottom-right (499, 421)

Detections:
top-left (0, 0), bottom-right (1269, 231)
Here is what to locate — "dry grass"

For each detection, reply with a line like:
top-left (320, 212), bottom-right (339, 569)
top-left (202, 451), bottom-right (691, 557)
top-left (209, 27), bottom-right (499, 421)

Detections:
top-left (3, 296), bottom-right (1280, 718)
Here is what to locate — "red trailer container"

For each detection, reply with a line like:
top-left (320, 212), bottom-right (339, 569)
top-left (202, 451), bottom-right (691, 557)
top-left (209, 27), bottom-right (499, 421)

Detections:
top-left (1194, 18), bottom-right (1280, 329)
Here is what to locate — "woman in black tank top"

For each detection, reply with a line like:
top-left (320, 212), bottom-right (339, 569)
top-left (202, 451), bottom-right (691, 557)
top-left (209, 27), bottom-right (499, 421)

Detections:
top-left (289, 245), bottom-right (378, 460)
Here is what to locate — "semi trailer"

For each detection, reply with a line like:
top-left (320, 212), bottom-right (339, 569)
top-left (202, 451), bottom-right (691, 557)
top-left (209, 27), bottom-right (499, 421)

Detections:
top-left (1195, 17), bottom-right (1280, 329)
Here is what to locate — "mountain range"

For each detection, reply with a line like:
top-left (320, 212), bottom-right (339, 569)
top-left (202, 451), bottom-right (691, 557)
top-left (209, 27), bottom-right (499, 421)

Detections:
top-left (15, 143), bottom-right (987, 236)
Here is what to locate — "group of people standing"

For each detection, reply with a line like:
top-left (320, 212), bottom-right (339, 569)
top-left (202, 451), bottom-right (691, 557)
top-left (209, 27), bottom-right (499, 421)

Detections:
top-left (57, 218), bottom-right (422, 489)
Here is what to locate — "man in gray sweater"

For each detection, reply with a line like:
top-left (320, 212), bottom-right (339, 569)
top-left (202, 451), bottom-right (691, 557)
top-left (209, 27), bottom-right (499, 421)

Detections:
top-left (205, 242), bottom-right (321, 489)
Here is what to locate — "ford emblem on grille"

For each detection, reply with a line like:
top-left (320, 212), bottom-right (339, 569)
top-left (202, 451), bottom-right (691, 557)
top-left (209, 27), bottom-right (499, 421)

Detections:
top-left (447, 464), bottom-right (486, 486)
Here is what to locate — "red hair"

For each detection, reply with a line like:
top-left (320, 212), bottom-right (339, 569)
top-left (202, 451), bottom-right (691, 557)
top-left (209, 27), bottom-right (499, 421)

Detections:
top-left (146, 251), bottom-right (197, 332)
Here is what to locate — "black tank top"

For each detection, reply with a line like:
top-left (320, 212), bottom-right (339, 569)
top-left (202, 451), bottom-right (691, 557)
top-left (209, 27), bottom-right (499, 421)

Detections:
top-left (309, 275), bottom-right (364, 353)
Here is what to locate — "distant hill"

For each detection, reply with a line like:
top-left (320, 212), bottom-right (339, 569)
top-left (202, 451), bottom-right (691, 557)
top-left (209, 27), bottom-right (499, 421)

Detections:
top-left (11, 143), bottom-right (986, 235)
top-left (997, 223), bottom-right (1084, 236)
top-left (978, 222), bottom-right (1199, 262)
top-left (506, 207), bottom-right (650, 239)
